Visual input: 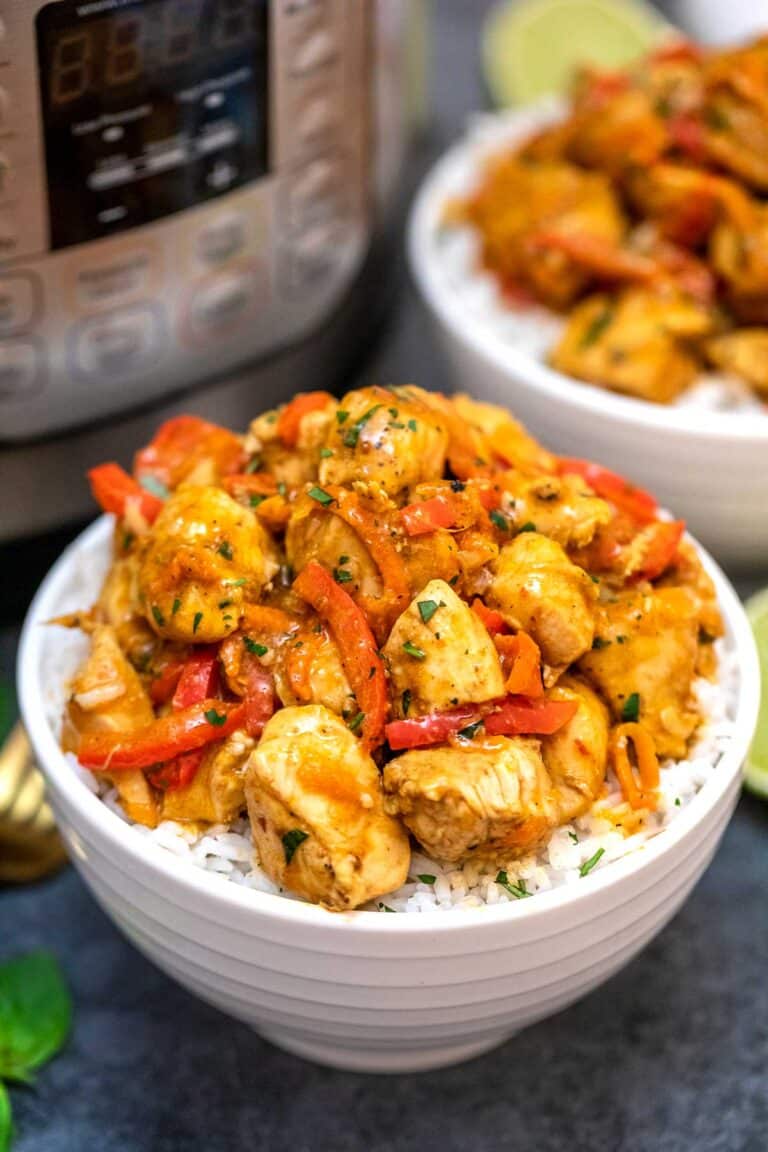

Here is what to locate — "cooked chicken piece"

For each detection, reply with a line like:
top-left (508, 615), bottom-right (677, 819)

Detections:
top-left (500, 472), bottom-right (612, 550)
top-left (622, 164), bottom-right (744, 248)
top-left (449, 394), bottom-right (556, 475)
top-left (699, 40), bottom-right (768, 191)
top-left (138, 485), bottom-right (279, 644)
top-left (402, 530), bottom-right (461, 596)
top-left (709, 202), bottom-right (768, 322)
top-left (383, 579), bottom-right (505, 718)
top-left (488, 533), bottom-right (596, 674)
top-left (550, 288), bottom-right (712, 403)
top-left (96, 546), bottom-right (157, 670)
top-left (383, 736), bottom-right (557, 863)
top-left (705, 329), bottom-right (768, 395)
top-left (286, 492), bottom-right (383, 604)
top-left (459, 158), bottom-right (625, 309)
top-left (162, 730), bottom-right (254, 824)
top-left (246, 706), bottom-right (410, 910)
top-left (318, 385), bottom-right (449, 497)
top-left (246, 396), bottom-right (337, 488)
top-left (275, 625), bottom-right (356, 715)
top-left (567, 89), bottom-right (668, 172)
top-left (63, 625), bottom-right (158, 827)
top-left (540, 675), bottom-right (609, 823)
top-left (658, 539), bottom-right (724, 678)
top-left (578, 585), bottom-right (702, 759)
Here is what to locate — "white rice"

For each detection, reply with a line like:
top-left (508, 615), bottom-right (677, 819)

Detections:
top-left (41, 539), bottom-right (739, 913)
top-left (429, 105), bottom-right (765, 416)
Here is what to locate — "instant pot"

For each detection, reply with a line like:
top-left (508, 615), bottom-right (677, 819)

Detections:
top-left (0, 0), bottom-right (421, 538)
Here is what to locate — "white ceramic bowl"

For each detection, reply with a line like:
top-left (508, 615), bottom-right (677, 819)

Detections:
top-left (18, 517), bottom-right (759, 1074)
top-left (408, 107), bottom-right (768, 570)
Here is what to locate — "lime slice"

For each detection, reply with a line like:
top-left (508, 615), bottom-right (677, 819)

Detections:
top-left (482, 0), bottom-right (671, 108)
top-left (745, 587), bottom-right (768, 799)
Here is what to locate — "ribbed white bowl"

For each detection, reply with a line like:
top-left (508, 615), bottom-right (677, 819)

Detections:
top-left (18, 517), bottom-right (759, 1073)
top-left (408, 106), bottom-right (768, 570)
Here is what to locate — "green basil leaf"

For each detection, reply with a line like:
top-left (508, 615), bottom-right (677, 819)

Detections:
top-left (0, 953), bottom-right (71, 1082)
top-left (0, 1082), bottom-right (12, 1152)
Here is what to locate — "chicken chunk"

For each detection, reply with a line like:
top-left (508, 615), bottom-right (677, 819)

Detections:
top-left (540, 675), bottom-right (609, 823)
top-left (709, 203), bottom-right (768, 322)
top-left (275, 625), bottom-right (356, 716)
top-left (383, 737), bottom-right (557, 863)
top-left (245, 706), bottom-right (410, 910)
top-left (318, 386), bottom-right (449, 497)
top-left (578, 585), bottom-right (702, 759)
top-left (286, 493), bottom-right (382, 603)
top-left (246, 396), bottom-right (337, 488)
top-left (705, 329), bottom-right (768, 395)
top-left (550, 288), bottom-right (711, 403)
top-left (63, 625), bottom-right (158, 827)
top-left (96, 546), bottom-right (157, 670)
top-left (488, 533), bottom-right (596, 675)
top-left (449, 394), bottom-right (556, 475)
top-left (500, 472), bottom-right (612, 550)
top-left (382, 579), bottom-right (505, 718)
top-left (138, 485), bottom-right (279, 644)
top-left (162, 730), bottom-right (254, 824)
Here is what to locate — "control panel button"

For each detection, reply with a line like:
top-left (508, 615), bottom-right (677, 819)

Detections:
top-left (282, 156), bottom-right (345, 233)
top-left (291, 29), bottom-right (336, 74)
top-left (72, 305), bottom-right (162, 379)
top-left (76, 251), bottom-right (154, 311)
top-left (278, 219), bottom-right (342, 296)
top-left (0, 208), bottom-right (16, 257)
top-left (0, 16), bottom-right (9, 65)
top-left (0, 342), bottom-right (42, 398)
top-left (0, 152), bottom-right (14, 202)
top-left (186, 266), bottom-right (257, 340)
top-left (196, 214), bottom-right (247, 265)
top-left (0, 88), bottom-right (10, 134)
top-left (297, 94), bottom-right (337, 144)
top-left (0, 274), bottom-right (40, 336)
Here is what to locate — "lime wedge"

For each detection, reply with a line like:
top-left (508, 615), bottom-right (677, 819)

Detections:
top-left (745, 587), bottom-right (768, 799)
top-left (482, 0), bottom-right (671, 108)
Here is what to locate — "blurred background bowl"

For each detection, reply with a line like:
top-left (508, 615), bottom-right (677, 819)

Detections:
top-left (409, 109), bottom-right (768, 572)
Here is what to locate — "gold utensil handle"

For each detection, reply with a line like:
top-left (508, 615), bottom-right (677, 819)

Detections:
top-left (0, 723), bottom-right (68, 883)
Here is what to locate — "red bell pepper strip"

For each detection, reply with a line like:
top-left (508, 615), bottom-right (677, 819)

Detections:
top-left (242, 662), bottom-right (276, 739)
top-left (149, 660), bottom-right (185, 704)
top-left (88, 462), bottom-right (164, 524)
top-left (171, 647), bottom-right (219, 710)
top-left (400, 495), bottom-right (458, 536)
top-left (471, 598), bottom-right (508, 635)
top-left (386, 705), bottom-right (481, 750)
top-left (277, 391), bottom-right (334, 448)
top-left (484, 696), bottom-right (578, 737)
top-left (293, 560), bottom-right (387, 751)
top-left (78, 699), bottom-right (245, 771)
top-left (496, 632), bottom-right (543, 698)
top-left (147, 750), bottom-right (205, 793)
top-left (558, 458), bottom-right (658, 524)
top-left (633, 520), bottom-right (685, 582)
top-left (134, 414), bottom-right (244, 489)
top-left (667, 112), bottom-right (706, 163)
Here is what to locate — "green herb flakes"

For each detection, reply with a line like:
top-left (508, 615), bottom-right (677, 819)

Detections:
top-left (335, 409), bottom-right (349, 424)
top-left (138, 474), bottom-right (169, 500)
top-left (250, 494), bottom-right (266, 508)
top-left (417, 599), bottom-right (439, 624)
top-left (343, 404), bottom-right (382, 449)
top-left (378, 904), bottom-right (396, 913)
top-left (217, 540), bottom-right (233, 560)
top-left (518, 521), bottom-right (537, 533)
top-left (579, 303), bottom-right (614, 348)
top-left (244, 638), bottom-right (269, 657)
top-left (171, 598), bottom-right (181, 617)
top-left (333, 568), bottom-right (353, 584)
top-left (347, 711), bottom-right (365, 733)
top-left (568, 831), bottom-right (579, 844)
top-left (192, 612), bottom-right (203, 635)
top-left (490, 509), bottom-right (508, 532)
top-left (308, 485), bottom-right (333, 506)
top-left (457, 720), bottom-right (483, 741)
top-left (407, 418), bottom-right (418, 432)
top-left (320, 448), bottom-right (334, 458)
top-left (282, 829), bottom-right (308, 864)
top-left (621, 692), bottom-right (641, 722)
top-left (579, 847), bottom-right (605, 877)
top-left (151, 605), bottom-right (165, 628)
top-left (495, 870), bottom-right (530, 899)
top-left (592, 636), bottom-right (611, 650)
top-left (402, 641), bottom-right (426, 661)
top-left (417, 874), bottom-right (436, 885)
top-left (401, 689), bottom-right (412, 716)
top-left (204, 709), bottom-right (226, 727)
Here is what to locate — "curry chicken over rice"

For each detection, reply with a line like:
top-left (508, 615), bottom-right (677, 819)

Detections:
top-left (59, 387), bottom-right (723, 910)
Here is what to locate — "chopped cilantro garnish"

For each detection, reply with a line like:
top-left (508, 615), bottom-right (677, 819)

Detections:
top-left (138, 474), bottom-right (169, 500)
top-left (402, 689), bottom-right (412, 716)
top-left (171, 597), bottom-right (181, 617)
top-left (388, 407), bottom-right (399, 418)
top-left (333, 568), bottom-right (353, 583)
top-left (217, 540), bottom-right (233, 560)
top-left (204, 708), bottom-right (226, 727)
top-left (579, 847), bottom-right (605, 877)
top-left (457, 720), bottom-right (483, 740)
top-left (417, 599), bottom-right (439, 624)
top-left (335, 409), bottom-right (349, 424)
top-left (568, 831), bottom-right (579, 844)
top-left (249, 494), bottom-right (266, 508)
top-left (490, 509), bottom-right (508, 531)
top-left (518, 521), bottom-right (537, 533)
top-left (282, 829), bottom-right (309, 864)
top-left (621, 692), bottom-right (641, 722)
top-left (347, 710), bottom-right (365, 733)
top-left (218, 599), bottom-right (232, 609)
top-left (450, 479), bottom-right (465, 492)
top-left (338, 554), bottom-right (350, 565)
top-left (402, 641), bottom-right (426, 660)
top-left (308, 485), bottom-right (333, 505)
top-left (151, 605), bottom-right (165, 627)
top-left (245, 456), bottom-right (262, 474)
top-left (192, 611), bottom-right (203, 634)
top-left (122, 531), bottom-right (135, 550)
top-left (417, 874), bottom-right (436, 885)
top-left (579, 303), bottom-right (614, 348)
top-left (592, 636), bottom-right (611, 650)
top-left (496, 870), bottom-right (531, 899)
top-left (244, 638), bottom-right (269, 657)
top-left (616, 634), bottom-right (628, 645)
top-left (407, 418), bottom-right (417, 432)
top-left (705, 105), bottom-right (730, 131)
top-left (320, 448), bottom-right (334, 458)
top-left (448, 574), bottom-right (459, 586)
top-left (224, 577), bottom-right (247, 587)
top-left (277, 482), bottom-right (288, 499)
top-left (343, 405), bottom-right (382, 449)
top-left (378, 904), bottom-right (396, 913)
top-left (674, 798), bottom-right (681, 807)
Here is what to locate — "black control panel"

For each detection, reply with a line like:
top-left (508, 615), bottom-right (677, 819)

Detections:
top-left (36, 0), bottom-right (269, 249)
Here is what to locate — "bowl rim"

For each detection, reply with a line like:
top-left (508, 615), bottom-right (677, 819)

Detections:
top-left (18, 514), bottom-right (760, 935)
top-left (407, 103), bottom-right (768, 444)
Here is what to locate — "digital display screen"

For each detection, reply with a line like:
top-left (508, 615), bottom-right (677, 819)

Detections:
top-left (36, 0), bottom-right (269, 249)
